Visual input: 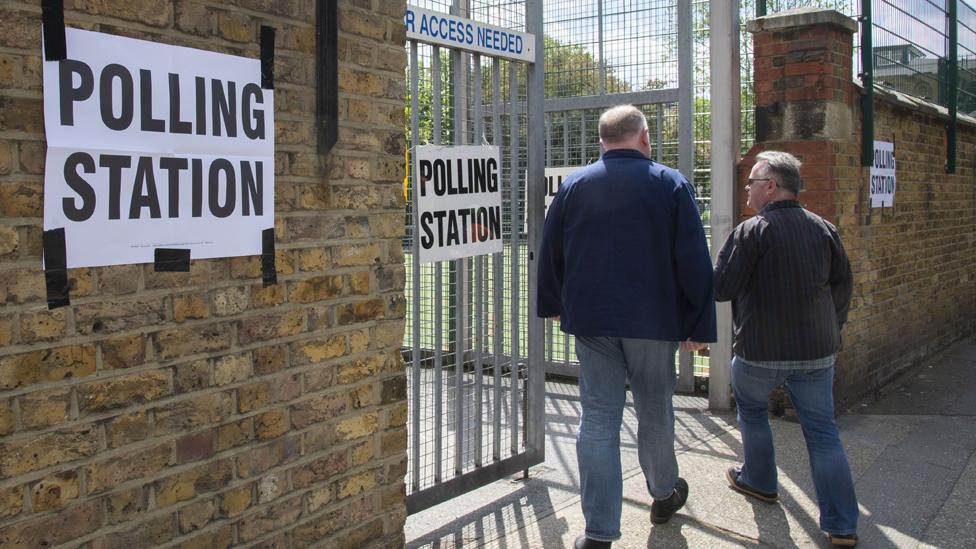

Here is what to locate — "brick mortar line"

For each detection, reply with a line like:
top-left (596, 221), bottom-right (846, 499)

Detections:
top-left (0, 359), bottom-right (405, 450)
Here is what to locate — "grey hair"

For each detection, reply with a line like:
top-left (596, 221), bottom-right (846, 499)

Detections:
top-left (599, 105), bottom-right (647, 143)
top-left (756, 151), bottom-right (803, 194)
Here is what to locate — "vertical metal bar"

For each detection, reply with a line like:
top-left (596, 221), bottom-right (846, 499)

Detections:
top-left (678, 0), bottom-right (694, 183)
top-left (757, 0), bottom-right (767, 18)
top-left (452, 45), bottom-right (467, 477)
top-left (492, 58), bottom-right (503, 462)
top-left (597, 0), bottom-right (606, 95)
top-left (656, 103), bottom-right (664, 163)
top-left (563, 111), bottom-right (570, 164)
top-left (545, 113), bottom-right (552, 166)
top-left (581, 112), bottom-right (587, 163)
top-left (409, 40), bottom-right (421, 494)
top-left (708, 0), bottom-right (741, 411)
top-left (432, 47), bottom-right (444, 481)
top-left (948, 0), bottom-right (958, 173)
top-left (526, 0), bottom-right (547, 457)
top-left (860, 0), bottom-right (874, 166)
top-left (509, 64), bottom-right (521, 455)
top-left (473, 53), bottom-right (484, 468)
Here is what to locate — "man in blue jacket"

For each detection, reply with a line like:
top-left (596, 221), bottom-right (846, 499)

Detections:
top-left (537, 105), bottom-right (716, 549)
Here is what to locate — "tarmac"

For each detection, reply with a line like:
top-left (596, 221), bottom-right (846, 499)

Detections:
top-left (405, 335), bottom-right (976, 548)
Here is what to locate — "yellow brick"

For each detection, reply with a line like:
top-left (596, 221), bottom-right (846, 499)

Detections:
top-left (220, 484), bottom-right (252, 517)
top-left (78, 370), bottom-right (171, 414)
top-left (338, 470), bottom-right (377, 499)
top-left (174, 294), bottom-right (210, 322)
top-left (0, 345), bottom-right (97, 390)
top-left (31, 471), bottom-right (79, 512)
top-left (336, 412), bottom-right (378, 441)
top-left (213, 353), bottom-right (251, 386)
top-left (0, 484), bottom-right (23, 519)
top-left (20, 387), bottom-right (70, 429)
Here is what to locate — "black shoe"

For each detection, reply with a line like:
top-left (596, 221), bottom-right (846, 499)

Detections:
top-left (650, 477), bottom-right (688, 524)
top-left (574, 535), bottom-right (612, 549)
top-left (827, 533), bottom-right (858, 547)
top-left (725, 467), bottom-right (778, 503)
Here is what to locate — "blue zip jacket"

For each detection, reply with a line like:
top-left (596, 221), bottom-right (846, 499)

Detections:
top-left (536, 149), bottom-right (717, 342)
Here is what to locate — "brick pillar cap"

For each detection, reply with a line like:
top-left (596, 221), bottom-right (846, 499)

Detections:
top-left (746, 7), bottom-right (857, 35)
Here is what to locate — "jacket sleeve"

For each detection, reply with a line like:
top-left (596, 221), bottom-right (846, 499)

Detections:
top-left (536, 188), bottom-right (565, 318)
top-left (827, 224), bottom-right (853, 327)
top-left (713, 221), bottom-right (759, 303)
top-left (672, 180), bottom-right (717, 342)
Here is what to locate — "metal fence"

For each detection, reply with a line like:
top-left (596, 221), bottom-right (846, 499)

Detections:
top-left (403, 0), bottom-right (546, 514)
top-left (752, 0), bottom-right (976, 170)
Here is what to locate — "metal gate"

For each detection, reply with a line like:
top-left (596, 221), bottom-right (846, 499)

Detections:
top-left (403, 1), bottom-right (545, 514)
top-left (538, 0), bottom-right (703, 393)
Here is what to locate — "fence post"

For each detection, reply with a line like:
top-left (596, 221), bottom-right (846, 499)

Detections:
top-left (859, 0), bottom-right (874, 166)
top-left (948, 0), bottom-right (958, 173)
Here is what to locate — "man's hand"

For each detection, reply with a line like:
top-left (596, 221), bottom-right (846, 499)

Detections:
top-left (549, 315), bottom-right (560, 322)
top-left (680, 340), bottom-right (707, 352)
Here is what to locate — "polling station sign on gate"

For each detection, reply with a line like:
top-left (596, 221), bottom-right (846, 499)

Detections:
top-left (42, 28), bottom-right (274, 268)
top-left (415, 145), bottom-right (503, 263)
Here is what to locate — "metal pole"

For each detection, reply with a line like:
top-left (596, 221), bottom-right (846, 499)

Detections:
top-left (948, 0), bottom-right (958, 173)
top-left (757, 0), bottom-right (767, 18)
top-left (409, 40), bottom-right (421, 494)
top-left (860, 0), bottom-right (874, 166)
top-left (678, 0), bottom-right (694, 183)
top-left (492, 58), bottom-right (503, 462)
top-left (708, 0), bottom-right (740, 411)
top-left (526, 0), bottom-right (547, 458)
top-left (597, 0), bottom-right (606, 95)
top-left (432, 47), bottom-right (444, 481)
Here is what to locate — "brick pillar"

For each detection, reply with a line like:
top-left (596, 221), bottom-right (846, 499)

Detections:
top-left (740, 8), bottom-right (858, 224)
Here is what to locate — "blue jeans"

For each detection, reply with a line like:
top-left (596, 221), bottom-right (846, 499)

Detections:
top-left (576, 336), bottom-right (680, 542)
top-left (731, 356), bottom-right (858, 535)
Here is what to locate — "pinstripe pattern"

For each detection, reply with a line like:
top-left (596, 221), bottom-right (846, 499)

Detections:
top-left (714, 200), bottom-right (852, 362)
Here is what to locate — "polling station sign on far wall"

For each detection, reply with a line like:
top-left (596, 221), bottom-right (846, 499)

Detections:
top-left (870, 141), bottom-right (896, 208)
top-left (43, 28), bottom-right (274, 268)
top-left (415, 145), bottom-right (503, 263)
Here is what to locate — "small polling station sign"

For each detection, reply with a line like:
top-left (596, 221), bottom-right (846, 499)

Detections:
top-left (526, 166), bottom-right (581, 233)
top-left (415, 145), bottom-right (503, 263)
top-left (405, 5), bottom-right (535, 63)
top-left (42, 28), bottom-right (274, 268)
top-left (869, 141), bottom-right (896, 208)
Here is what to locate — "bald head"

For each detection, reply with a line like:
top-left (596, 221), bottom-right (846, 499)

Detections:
top-left (599, 105), bottom-right (648, 145)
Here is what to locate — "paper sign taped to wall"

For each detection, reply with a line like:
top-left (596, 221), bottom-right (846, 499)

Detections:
top-left (869, 141), bottom-right (896, 208)
top-left (42, 28), bottom-right (275, 268)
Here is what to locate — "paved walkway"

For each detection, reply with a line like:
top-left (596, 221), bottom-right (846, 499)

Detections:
top-left (405, 336), bottom-right (976, 548)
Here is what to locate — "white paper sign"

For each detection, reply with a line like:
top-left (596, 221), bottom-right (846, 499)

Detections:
top-left (415, 145), bottom-right (503, 263)
top-left (405, 5), bottom-right (536, 63)
top-left (869, 141), bottom-right (896, 208)
top-left (525, 166), bottom-right (581, 233)
top-left (43, 28), bottom-right (274, 268)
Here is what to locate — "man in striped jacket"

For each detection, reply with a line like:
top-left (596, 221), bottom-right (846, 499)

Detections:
top-left (714, 150), bottom-right (858, 547)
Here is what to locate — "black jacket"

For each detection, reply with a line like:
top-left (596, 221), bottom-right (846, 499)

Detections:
top-left (714, 200), bottom-right (852, 361)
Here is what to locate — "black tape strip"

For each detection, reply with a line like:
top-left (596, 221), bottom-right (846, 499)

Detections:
top-left (42, 228), bottom-right (70, 309)
top-left (42, 0), bottom-right (67, 61)
top-left (154, 248), bottom-right (191, 272)
top-left (262, 228), bottom-right (277, 286)
top-left (261, 26), bottom-right (275, 89)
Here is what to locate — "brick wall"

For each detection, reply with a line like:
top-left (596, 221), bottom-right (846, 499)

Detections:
top-left (745, 9), bottom-right (976, 406)
top-left (0, 1), bottom-right (408, 547)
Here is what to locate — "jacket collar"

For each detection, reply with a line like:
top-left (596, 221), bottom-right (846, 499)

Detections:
top-left (760, 199), bottom-right (801, 214)
top-left (602, 149), bottom-right (652, 162)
